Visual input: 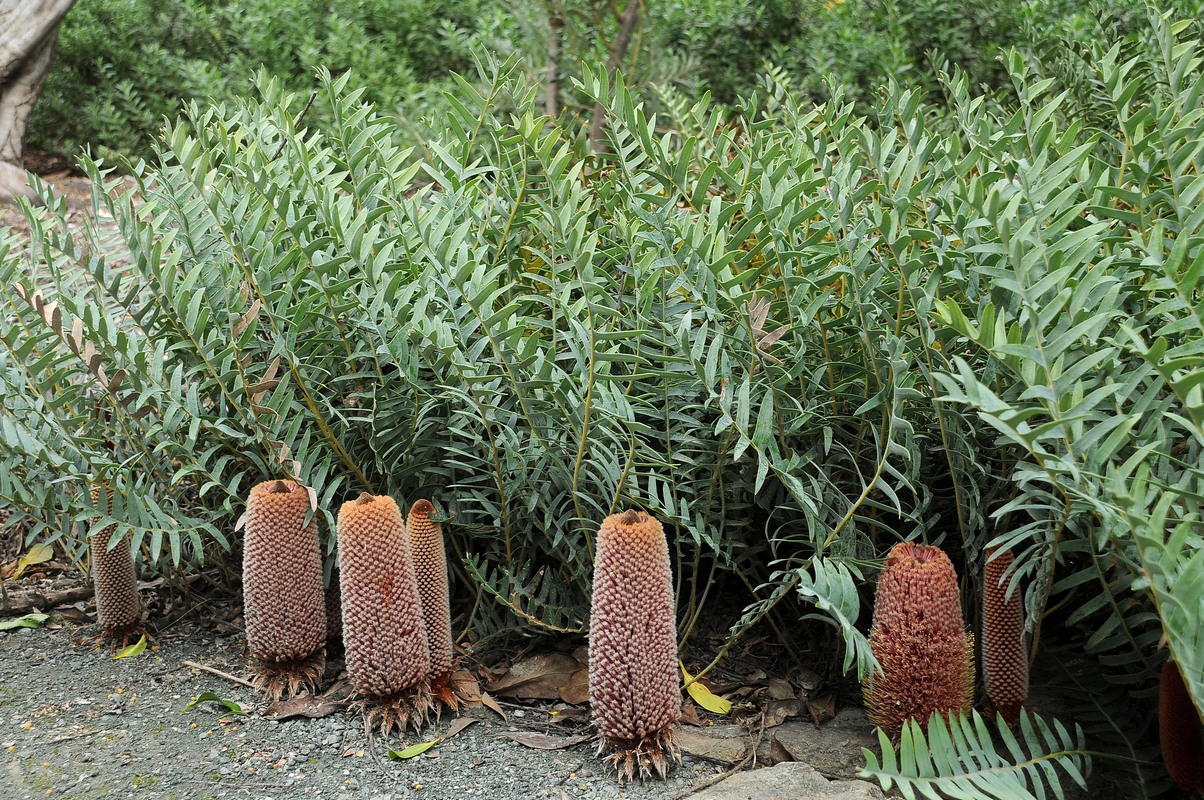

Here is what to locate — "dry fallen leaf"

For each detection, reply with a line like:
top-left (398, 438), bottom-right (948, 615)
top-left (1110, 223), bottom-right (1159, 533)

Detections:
top-left (678, 702), bottom-right (707, 727)
top-left (263, 695), bottom-right (347, 721)
top-left (479, 691), bottom-right (507, 721)
top-left (487, 653), bottom-right (580, 700)
top-left (766, 677), bottom-right (795, 701)
top-left (499, 732), bottom-right (591, 750)
top-left (763, 698), bottom-right (802, 728)
top-left (450, 669), bottom-right (481, 705)
top-left (769, 733), bottom-right (795, 765)
top-left (442, 717), bottom-right (478, 740)
top-left (806, 693), bottom-right (837, 727)
top-left (558, 667), bottom-right (589, 705)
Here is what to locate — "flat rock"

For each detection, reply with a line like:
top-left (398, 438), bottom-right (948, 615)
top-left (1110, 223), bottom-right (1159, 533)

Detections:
top-left (764, 706), bottom-right (880, 779)
top-left (678, 727), bottom-right (748, 764)
top-left (684, 761), bottom-right (883, 800)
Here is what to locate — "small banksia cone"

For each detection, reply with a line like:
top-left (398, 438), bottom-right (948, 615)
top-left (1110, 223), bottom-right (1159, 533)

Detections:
top-left (241, 480), bottom-right (327, 699)
top-left (864, 542), bottom-right (974, 736)
top-left (337, 492), bottom-right (431, 733)
top-left (588, 509), bottom-right (681, 782)
top-left (407, 499), bottom-right (457, 713)
top-left (1160, 660), bottom-right (1204, 794)
top-left (88, 484), bottom-right (141, 644)
top-left (982, 547), bottom-right (1027, 726)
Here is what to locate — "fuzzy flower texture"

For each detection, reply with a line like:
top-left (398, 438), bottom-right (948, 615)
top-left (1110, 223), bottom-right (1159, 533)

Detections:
top-left (588, 510), bottom-right (681, 781)
top-left (865, 542), bottom-right (974, 735)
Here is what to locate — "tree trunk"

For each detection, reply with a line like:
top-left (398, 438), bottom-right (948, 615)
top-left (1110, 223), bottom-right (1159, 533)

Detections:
top-left (0, 0), bottom-right (76, 204)
top-left (586, 0), bottom-right (642, 155)
top-left (544, 2), bottom-right (563, 120)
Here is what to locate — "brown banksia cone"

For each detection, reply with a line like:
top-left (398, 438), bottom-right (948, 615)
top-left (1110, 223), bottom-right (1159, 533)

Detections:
top-left (241, 480), bottom-right (327, 699)
top-left (88, 484), bottom-right (141, 643)
top-left (407, 499), bottom-right (457, 713)
top-left (864, 542), bottom-right (974, 736)
top-left (588, 509), bottom-right (681, 782)
top-left (1160, 659), bottom-right (1204, 794)
top-left (982, 547), bottom-right (1027, 726)
top-left (337, 492), bottom-right (431, 733)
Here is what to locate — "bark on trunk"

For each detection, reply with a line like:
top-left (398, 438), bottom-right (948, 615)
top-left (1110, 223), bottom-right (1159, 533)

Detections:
top-left (586, 0), bottom-right (642, 155)
top-left (0, 0), bottom-right (76, 203)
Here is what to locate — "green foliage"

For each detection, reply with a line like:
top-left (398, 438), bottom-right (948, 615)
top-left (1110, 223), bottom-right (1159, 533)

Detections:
top-left (861, 709), bottom-right (1090, 799)
top-left (5, 9), bottom-right (1204, 797)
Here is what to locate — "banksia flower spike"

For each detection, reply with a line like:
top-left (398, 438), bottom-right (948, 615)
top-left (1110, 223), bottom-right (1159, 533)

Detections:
top-left (406, 499), bottom-right (457, 714)
top-left (337, 492), bottom-right (432, 733)
top-left (864, 542), bottom-right (974, 736)
top-left (88, 484), bottom-right (142, 646)
top-left (588, 509), bottom-right (681, 782)
top-left (241, 480), bottom-right (327, 699)
top-left (981, 547), bottom-right (1027, 726)
top-left (1160, 659), bottom-right (1204, 794)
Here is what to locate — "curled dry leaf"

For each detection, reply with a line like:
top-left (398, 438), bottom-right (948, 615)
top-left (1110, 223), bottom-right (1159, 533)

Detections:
top-left (805, 693), bottom-right (837, 727)
top-left (558, 667), bottom-right (589, 705)
top-left (480, 691), bottom-right (506, 721)
top-left (487, 652), bottom-right (581, 700)
top-left (500, 731), bottom-right (591, 750)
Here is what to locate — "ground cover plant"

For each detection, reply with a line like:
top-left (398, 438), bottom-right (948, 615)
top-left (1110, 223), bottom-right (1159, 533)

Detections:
top-left (2, 4), bottom-right (1203, 797)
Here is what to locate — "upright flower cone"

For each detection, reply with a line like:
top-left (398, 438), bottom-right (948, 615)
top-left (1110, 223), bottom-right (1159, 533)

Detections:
top-left (864, 542), bottom-right (974, 736)
top-left (406, 499), bottom-right (457, 712)
top-left (337, 492), bottom-right (431, 733)
top-left (88, 484), bottom-right (141, 645)
top-left (588, 509), bottom-right (681, 781)
top-left (1160, 659), bottom-right (1204, 794)
top-left (241, 480), bottom-right (327, 699)
top-left (982, 547), bottom-right (1027, 726)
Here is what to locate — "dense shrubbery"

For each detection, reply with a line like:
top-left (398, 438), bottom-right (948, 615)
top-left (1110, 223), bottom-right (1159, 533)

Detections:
top-left (5, 3), bottom-right (1204, 797)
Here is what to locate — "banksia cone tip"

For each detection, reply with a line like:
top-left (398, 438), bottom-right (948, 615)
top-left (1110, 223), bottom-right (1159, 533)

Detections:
top-left (241, 480), bottom-right (327, 699)
top-left (89, 484), bottom-right (141, 644)
top-left (407, 499), bottom-right (457, 713)
top-left (982, 547), bottom-right (1027, 726)
top-left (588, 510), bottom-right (681, 782)
top-left (338, 492), bottom-right (431, 733)
top-left (864, 542), bottom-right (974, 736)
top-left (1160, 660), bottom-right (1204, 794)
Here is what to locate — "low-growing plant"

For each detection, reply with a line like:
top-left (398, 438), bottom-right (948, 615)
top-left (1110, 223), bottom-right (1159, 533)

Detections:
top-left (2, 7), bottom-right (1203, 795)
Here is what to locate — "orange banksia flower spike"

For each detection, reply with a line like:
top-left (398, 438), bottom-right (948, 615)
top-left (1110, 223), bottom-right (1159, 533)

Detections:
top-left (337, 492), bottom-right (431, 733)
top-left (241, 480), bottom-right (327, 699)
top-left (981, 547), bottom-right (1027, 726)
top-left (89, 483), bottom-right (142, 647)
top-left (588, 509), bottom-right (681, 781)
top-left (407, 499), bottom-right (457, 714)
top-left (864, 542), bottom-right (974, 736)
top-left (1160, 659), bottom-right (1204, 794)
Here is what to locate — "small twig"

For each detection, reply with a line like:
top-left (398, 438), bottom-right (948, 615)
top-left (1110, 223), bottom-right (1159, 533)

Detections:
top-left (271, 89), bottom-right (319, 161)
top-left (182, 660), bottom-right (256, 689)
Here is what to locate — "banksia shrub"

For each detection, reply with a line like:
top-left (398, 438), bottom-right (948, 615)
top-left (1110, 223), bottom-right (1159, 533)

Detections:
top-left (337, 492), bottom-right (431, 733)
top-left (588, 509), bottom-right (681, 781)
top-left (864, 542), bottom-right (974, 736)
top-left (1160, 660), bottom-right (1204, 794)
top-left (407, 499), bottom-right (456, 709)
top-left (241, 480), bottom-right (327, 699)
top-left (88, 484), bottom-right (141, 644)
top-left (981, 547), bottom-right (1027, 726)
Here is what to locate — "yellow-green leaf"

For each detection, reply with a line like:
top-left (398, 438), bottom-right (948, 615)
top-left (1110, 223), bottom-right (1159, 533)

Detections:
top-left (12, 544), bottom-right (54, 579)
top-left (0, 612), bottom-right (49, 631)
top-left (112, 633), bottom-right (147, 660)
top-left (681, 662), bottom-right (732, 714)
top-left (387, 739), bottom-right (438, 760)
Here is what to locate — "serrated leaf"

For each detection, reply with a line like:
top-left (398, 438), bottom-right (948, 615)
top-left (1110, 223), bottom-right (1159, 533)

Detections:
top-left (680, 662), bottom-right (732, 714)
top-left (183, 691), bottom-right (247, 716)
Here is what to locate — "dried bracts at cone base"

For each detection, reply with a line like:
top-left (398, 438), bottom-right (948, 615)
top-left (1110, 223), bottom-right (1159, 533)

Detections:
top-left (241, 479), bottom-right (327, 699)
top-left (588, 509), bottom-right (682, 781)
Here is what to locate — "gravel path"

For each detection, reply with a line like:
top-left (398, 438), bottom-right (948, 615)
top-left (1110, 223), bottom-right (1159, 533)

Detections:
top-left (1, 619), bottom-right (720, 800)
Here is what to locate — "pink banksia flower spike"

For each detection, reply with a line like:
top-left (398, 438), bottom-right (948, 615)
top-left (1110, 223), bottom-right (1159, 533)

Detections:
top-left (864, 542), bottom-right (974, 736)
top-left (337, 492), bottom-right (431, 733)
top-left (1160, 659), bottom-right (1204, 794)
top-left (981, 547), bottom-right (1027, 726)
top-left (588, 509), bottom-right (682, 782)
top-left (241, 479), bottom-right (327, 699)
top-left (406, 499), bottom-right (458, 715)
top-left (88, 483), bottom-right (142, 648)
